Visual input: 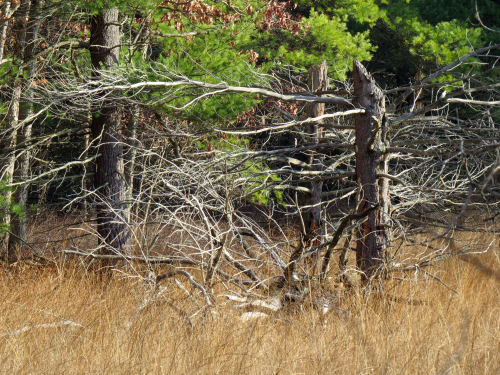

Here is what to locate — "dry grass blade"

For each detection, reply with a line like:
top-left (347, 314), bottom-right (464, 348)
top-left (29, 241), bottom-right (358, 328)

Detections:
top-left (0, 239), bottom-right (498, 374)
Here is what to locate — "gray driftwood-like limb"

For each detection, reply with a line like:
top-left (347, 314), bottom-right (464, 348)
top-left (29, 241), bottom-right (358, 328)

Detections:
top-left (48, 75), bottom-right (352, 105)
top-left (223, 249), bottom-right (263, 285)
top-left (156, 268), bottom-right (213, 306)
top-left (217, 109), bottom-right (363, 135)
top-left (205, 185), bottom-right (232, 287)
top-left (320, 205), bottom-right (379, 281)
top-left (235, 229), bottom-right (287, 270)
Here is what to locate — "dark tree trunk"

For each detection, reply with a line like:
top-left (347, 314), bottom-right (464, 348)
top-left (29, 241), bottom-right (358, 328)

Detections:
top-left (303, 61), bottom-right (327, 274)
top-left (304, 61), bottom-right (327, 238)
top-left (352, 60), bottom-right (389, 277)
top-left (7, 0), bottom-right (43, 260)
top-left (90, 8), bottom-right (129, 254)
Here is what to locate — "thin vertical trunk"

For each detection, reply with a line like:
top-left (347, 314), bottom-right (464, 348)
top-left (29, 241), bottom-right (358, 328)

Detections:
top-left (81, 111), bottom-right (91, 219)
top-left (1, 85), bottom-right (20, 260)
top-left (8, 0), bottom-right (44, 257)
top-left (0, 0), bottom-right (21, 62)
top-left (0, 0), bottom-right (12, 63)
top-left (90, 7), bottom-right (129, 254)
top-left (2, 0), bottom-right (29, 260)
top-left (285, 62), bottom-right (327, 281)
top-left (304, 61), bottom-right (327, 274)
top-left (123, 12), bottom-right (151, 222)
top-left (8, 108), bottom-right (31, 257)
top-left (124, 105), bottom-right (138, 223)
top-left (352, 60), bottom-right (389, 277)
top-left (304, 61), bottom-right (327, 241)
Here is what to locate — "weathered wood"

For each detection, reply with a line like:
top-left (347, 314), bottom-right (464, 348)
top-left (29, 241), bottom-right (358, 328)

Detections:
top-left (90, 8), bottom-right (129, 255)
top-left (7, 0), bottom-right (44, 260)
top-left (124, 105), bottom-right (139, 222)
top-left (8, 0), bottom-right (40, 251)
top-left (0, 1), bottom-right (21, 63)
top-left (304, 61), bottom-right (327, 238)
top-left (1, 84), bottom-right (20, 261)
top-left (285, 62), bottom-right (327, 281)
top-left (304, 61), bottom-right (328, 274)
top-left (0, 0), bottom-right (28, 260)
top-left (352, 60), bottom-right (389, 277)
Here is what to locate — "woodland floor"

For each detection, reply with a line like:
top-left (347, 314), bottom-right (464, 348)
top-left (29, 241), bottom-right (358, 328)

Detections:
top-left (0, 221), bottom-right (499, 375)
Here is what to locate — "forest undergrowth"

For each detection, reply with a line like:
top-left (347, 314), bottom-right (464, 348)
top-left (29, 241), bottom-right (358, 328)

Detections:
top-left (0, 223), bottom-right (498, 375)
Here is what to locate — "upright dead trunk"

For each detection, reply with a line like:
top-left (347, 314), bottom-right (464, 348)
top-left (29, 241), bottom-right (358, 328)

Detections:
top-left (8, 0), bottom-right (44, 257)
top-left (285, 62), bottom-right (327, 281)
top-left (124, 105), bottom-right (138, 223)
top-left (90, 7), bottom-right (129, 254)
top-left (304, 61), bottom-right (327, 240)
top-left (81, 111), bottom-right (92, 219)
top-left (352, 60), bottom-right (389, 277)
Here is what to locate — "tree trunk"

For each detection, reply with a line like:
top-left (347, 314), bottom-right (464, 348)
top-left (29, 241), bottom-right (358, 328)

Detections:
top-left (304, 61), bottom-right (327, 273)
top-left (90, 7), bottom-right (129, 254)
top-left (81, 111), bottom-right (91, 219)
top-left (1, 84), bottom-right (20, 261)
top-left (304, 61), bottom-right (327, 237)
top-left (124, 105), bottom-right (138, 223)
top-left (285, 62), bottom-right (327, 281)
top-left (2, 0), bottom-right (29, 260)
top-left (8, 0), bottom-right (44, 257)
top-left (0, 0), bottom-right (21, 63)
top-left (352, 60), bottom-right (389, 277)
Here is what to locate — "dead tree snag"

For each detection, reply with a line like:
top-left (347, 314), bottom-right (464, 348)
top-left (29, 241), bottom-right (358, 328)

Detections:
top-left (352, 60), bottom-right (390, 277)
top-left (285, 61), bottom-right (327, 282)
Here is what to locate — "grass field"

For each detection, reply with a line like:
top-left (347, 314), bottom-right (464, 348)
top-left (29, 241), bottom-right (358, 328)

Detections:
top-left (0, 230), bottom-right (499, 374)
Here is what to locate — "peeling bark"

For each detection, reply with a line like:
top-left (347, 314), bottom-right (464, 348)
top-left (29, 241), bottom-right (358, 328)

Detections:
top-left (353, 60), bottom-right (389, 277)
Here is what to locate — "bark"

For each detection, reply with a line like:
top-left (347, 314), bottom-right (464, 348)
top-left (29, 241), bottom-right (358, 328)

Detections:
top-left (8, 0), bottom-right (44, 257)
top-left (1, 0), bottom-right (29, 260)
top-left (304, 61), bottom-right (327, 274)
top-left (1, 84), bottom-right (20, 260)
top-left (0, 0), bottom-right (21, 62)
top-left (0, 0), bottom-right (11, 63)
top-left (285, 62), bottom-right (327, 281)
top-left (352, 60), bottom-right (389, 277)
top-left (81, 111), bottom-right (91, 219)
top-left (304, 61), bottom-right (327, 240)
top-left (90, 7), bottom-right (129, 254)
top-left (124, 105), bottom-right (138, 223)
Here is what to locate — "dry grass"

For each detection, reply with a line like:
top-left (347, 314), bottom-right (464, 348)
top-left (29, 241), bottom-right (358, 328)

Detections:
top-left (1, 232), bottom-right (499, 375)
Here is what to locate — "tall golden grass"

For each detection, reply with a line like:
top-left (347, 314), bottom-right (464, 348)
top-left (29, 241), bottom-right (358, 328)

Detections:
top-left (1, 231), bottom-right (498, 374)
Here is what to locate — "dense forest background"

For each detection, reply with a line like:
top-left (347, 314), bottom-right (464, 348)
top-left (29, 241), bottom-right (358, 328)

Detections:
top-left (0, 0), bottom-right (498, 281)
top-left (0, 0), bottom-right (498, 275)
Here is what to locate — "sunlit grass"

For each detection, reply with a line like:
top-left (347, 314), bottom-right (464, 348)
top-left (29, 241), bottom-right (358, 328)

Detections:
top-left (0, 230), bottom-right (498, 374)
